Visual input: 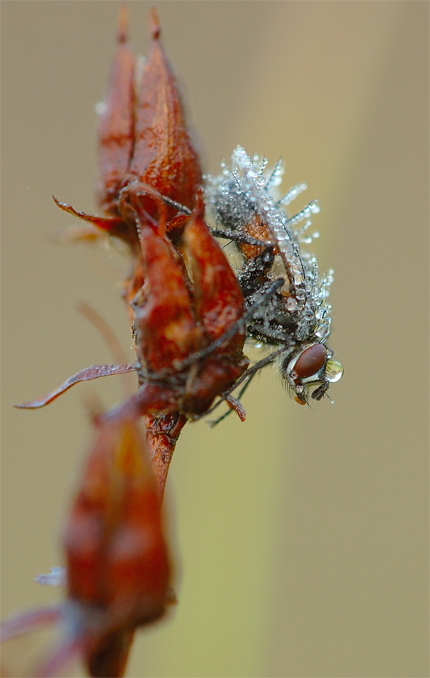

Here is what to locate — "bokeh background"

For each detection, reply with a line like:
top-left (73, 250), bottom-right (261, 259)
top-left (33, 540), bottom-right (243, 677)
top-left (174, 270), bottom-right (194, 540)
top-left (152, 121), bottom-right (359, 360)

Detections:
top-left (2, 2), bottom-right (428, 677)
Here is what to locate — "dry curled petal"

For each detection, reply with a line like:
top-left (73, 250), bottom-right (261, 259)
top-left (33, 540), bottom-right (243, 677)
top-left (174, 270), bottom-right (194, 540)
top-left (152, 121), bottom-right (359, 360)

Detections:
top-left (14, 364), bottom-right (136, 409)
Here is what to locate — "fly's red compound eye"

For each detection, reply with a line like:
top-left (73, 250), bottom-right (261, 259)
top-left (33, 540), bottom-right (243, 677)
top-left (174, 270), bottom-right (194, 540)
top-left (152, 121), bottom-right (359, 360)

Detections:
top-left (291, 343), bottom-right (327, 383)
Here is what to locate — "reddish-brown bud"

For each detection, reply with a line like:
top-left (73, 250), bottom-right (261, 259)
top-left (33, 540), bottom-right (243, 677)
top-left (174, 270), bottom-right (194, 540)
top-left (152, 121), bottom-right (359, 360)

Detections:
top-left (64, 418), bottom-right (171, 628)
top-left (56, 7), bottom-right (203, 246)
top-left (133, 223), bottom-right (201, 373)
top-left (183, 194), bottom-right (245, 353)
top-left (125, 7), bottom-right (202, 223)
top-left (96, 4), bottom-right (136, 217)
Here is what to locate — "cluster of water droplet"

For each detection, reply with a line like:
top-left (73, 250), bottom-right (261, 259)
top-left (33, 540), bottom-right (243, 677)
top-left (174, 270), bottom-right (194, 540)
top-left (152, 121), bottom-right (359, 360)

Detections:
top-left (205, 146), bottom-right (335, 345)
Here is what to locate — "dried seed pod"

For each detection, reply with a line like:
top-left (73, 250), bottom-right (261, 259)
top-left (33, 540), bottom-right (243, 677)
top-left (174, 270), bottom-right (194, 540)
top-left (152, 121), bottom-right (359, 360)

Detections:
top-left (0, 417), bottom-right (172, 678)
top-left (64, 417), bottom-right (172, 676)
top-left (56, 7), bottom-right (203, 248)
top-left (125, 8), bottom-right (203, 223)
top-left (16, 196), bottom-right (249, 424)
top-left (96, 4), bottom-right (136, 219)
top-left (64, 418), bottom-right (170, 622)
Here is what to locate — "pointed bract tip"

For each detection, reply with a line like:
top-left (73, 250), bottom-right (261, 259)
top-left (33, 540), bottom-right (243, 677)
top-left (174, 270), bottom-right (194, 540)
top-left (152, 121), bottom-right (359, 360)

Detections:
top-left (117, 3), bottom-right (129, 43)
top-left (150, 6), bottom-right (161, 40)
top-left (194, 189), bottom-right (206, 221)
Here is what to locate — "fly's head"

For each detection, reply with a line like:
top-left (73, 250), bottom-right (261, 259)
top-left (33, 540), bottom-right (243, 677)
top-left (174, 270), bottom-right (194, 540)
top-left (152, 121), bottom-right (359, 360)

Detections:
top-left (280, 342), bottom-right (343, 405)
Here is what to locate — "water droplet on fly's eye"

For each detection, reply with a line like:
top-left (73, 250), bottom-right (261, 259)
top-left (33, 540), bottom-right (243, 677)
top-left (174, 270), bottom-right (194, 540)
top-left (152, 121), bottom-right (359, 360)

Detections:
top-left (325, 359), bottom-right (344, 382)
top-left (247, 169), bottom-right (258, 178)
top-left (312, 231), bottom-right (320, 239)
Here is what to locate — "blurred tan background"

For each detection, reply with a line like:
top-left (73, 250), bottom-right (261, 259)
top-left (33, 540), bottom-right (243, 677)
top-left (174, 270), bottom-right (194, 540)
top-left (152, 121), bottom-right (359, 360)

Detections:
top-left (2, 2), bottom-right (428, 677)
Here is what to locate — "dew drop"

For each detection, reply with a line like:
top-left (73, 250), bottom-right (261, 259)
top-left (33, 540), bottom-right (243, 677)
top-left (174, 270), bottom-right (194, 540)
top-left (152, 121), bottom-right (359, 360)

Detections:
top-left (325, 359), bottom-right (344, 383)
top-left (95, 101), bottom-right (107, 115)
